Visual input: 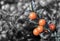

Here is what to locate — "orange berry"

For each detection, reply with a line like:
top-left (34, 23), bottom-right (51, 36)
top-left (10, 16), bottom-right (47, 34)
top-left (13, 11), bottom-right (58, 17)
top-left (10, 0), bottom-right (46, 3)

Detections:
top-left (36, 26), bottom-right (44, 33)
top-left (33, 29), bottom-right (40, 36)
top-left (38, 19), bottom-right (46, 26)
top-left (49, 23), bottom-right (56, 31)
top-left (29, 12), bottom-right (37, 20)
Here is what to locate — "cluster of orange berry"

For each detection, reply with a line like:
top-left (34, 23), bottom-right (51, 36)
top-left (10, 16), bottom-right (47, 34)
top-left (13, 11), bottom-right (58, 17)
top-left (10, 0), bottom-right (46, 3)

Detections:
top-left (28, 12), bottom-right (56, 36)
